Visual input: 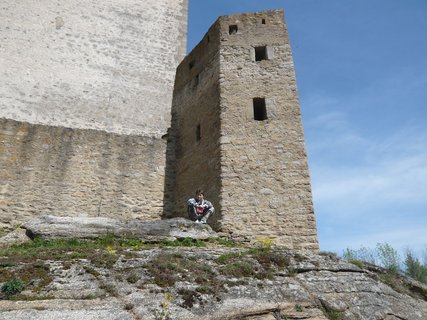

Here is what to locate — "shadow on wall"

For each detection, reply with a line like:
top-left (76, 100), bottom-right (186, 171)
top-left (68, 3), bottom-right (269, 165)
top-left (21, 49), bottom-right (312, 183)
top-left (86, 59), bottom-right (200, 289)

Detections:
top-left (162, 128), bottom-right (176, 220)
top-left (161, 125), bottom-right (223, 231)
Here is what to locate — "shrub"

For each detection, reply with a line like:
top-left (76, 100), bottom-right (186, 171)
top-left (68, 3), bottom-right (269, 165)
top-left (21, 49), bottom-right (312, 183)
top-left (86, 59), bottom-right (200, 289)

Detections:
top-left (1, 278), bottom-right (25, 296)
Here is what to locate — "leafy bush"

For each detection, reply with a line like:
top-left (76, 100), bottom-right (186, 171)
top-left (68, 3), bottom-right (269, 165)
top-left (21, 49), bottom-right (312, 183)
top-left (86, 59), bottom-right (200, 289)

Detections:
top-left (1, 278), bottom-right (25, 296)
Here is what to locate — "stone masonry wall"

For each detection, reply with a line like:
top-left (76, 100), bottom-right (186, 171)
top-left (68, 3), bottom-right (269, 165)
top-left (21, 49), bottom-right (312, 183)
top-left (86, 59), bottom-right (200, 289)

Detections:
top-left (168, 22), bottom-right (222, 226)
top-left (0, 0), bottom-right (188, 136)
top-left (218, 11), bottom-right (318, 250)
top-left (0, 118), bottom-right (166, 230)
top-left (171, 10), bottom-right (318, 250)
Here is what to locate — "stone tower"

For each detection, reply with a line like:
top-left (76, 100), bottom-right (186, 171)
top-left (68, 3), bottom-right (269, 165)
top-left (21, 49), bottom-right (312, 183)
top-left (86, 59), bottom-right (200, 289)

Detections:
top-left (170, 10), bottom-right (318, 250)
top-left (0, 0), bottom-right (188, 136)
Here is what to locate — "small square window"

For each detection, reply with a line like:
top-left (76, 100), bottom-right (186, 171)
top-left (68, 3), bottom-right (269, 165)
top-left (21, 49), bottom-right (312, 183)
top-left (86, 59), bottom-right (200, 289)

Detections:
top-left (262, 19), bottom-right (266, 24)
top-left (229, 25), bottom-right (238, 35)
top-left (255, 46), bottom-right (268, 61)
top-left (253, 98), bottom-right (267, 121)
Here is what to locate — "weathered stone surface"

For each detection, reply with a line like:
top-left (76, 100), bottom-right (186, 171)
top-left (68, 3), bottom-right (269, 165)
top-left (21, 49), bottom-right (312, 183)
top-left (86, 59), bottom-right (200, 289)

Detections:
top-left (21, 216), bottom-right (217, 241)
top-left (0, 247), bottom-right (425, 319)
top-left (0, 228), bottom-right (30, 246)
top-left (0, 119), bottom-right (167, 230)
top-left (0, 299), bottom-right (133, 320)
top-left (0, 0), bottom-right (188, 136)
top-left (169, 10), bottom-right (318, 250)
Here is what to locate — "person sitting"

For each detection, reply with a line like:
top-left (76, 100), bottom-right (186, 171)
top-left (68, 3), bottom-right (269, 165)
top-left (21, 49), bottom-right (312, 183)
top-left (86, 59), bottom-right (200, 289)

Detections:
top-left (187, 189), bottom-right (214, 224)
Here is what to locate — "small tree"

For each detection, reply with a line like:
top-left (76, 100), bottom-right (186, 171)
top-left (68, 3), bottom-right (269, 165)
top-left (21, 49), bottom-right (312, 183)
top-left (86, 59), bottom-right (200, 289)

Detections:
top-left (404, 250), bottom-right (427, 284)
top-left (376, 243), bottom-right (400, 273)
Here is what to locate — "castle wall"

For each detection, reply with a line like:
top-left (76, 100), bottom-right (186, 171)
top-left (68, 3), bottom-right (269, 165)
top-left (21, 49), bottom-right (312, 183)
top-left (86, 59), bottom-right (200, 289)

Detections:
top-left (171, 10), bottom-right (318, 250)
top-left (0, 0), bottom-right (188, 136)
top-left (168, 22), bottom-right (222, 225)
top-left (0, 118), bottom-right (166, 230)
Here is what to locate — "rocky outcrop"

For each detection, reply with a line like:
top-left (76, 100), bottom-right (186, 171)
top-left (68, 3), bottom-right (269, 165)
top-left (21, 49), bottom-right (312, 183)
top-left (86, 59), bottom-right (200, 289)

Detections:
top-left (21, 216), bottom-right (217, 241)
top-left (1, 237), bottom-right (426, 320)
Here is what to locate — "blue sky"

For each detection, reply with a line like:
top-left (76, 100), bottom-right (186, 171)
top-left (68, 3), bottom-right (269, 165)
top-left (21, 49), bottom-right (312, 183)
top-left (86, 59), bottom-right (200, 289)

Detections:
top-left (187, 0), bottom-right (427, 255)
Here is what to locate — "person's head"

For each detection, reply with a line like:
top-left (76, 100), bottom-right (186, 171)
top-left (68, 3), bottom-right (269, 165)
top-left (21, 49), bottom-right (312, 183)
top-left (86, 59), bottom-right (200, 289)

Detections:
top-left (195, 189), bottom-right (204, 201)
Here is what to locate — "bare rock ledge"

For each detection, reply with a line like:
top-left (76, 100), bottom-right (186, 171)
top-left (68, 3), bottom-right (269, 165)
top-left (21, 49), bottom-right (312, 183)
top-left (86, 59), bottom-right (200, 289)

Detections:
top-left (20, 215), bottom-right (217, 242)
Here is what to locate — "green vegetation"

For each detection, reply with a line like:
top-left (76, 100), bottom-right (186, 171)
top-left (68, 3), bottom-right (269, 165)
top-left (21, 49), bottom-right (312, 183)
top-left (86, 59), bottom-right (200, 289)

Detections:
top-left (221, 260), bottom-right (257, 278)
top-left (145, 252), bottom-right (218, 290)
top-left (342, 243), bottom-right (427, 285)
top-left (159, 238), bottom-right (206, 247)
top-left (1, 278), bottom-right (25, 296)
top-left (322, 307), bottom-right (344, 320)
top-left (0, 260), bottom-right (52, 299)
top-left (404, 250), bottom-right (427, 284)
top-left (295, 304), bottom-right (303, 312)
top-left (0, 235), bottom-right (239, 300)
top-left (216, 239), bottom-right (290, 277)
top-left (376, 243), bottom-right (400, 273)
top-left (153, 292), bottom-right (174, 320)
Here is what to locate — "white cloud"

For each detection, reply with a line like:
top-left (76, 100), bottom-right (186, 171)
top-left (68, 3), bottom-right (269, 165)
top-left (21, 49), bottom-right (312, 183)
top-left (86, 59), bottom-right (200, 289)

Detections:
top-left (313, 153), bottom-right (427, 207)
top-left (307, 111), bottom-right (427, 253)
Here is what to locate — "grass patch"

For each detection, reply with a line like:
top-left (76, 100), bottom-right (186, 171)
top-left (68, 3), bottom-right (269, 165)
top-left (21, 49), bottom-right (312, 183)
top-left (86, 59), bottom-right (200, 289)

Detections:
top-left (0, 261), bottom-right (53, 298)
top-left (145, 252), bottom-right (199, 287)
top-left (207, 238), bottom-right (237, 247)
top-left (376, 271), bottom-right (427, 301)
top-left (221, 260), bottom-right (257, 278)
top-left (99, 282), bottom-right (119, 297)
top-left (145, 252), bottom-right (225, 296)
top-left (321, 307), bottom-right (344, 320)
top-left (348, 259), bottom-right (364, 269)
top-left (295, 304), bottom-right (304, 312)
top-left (0, 236), bottom-right (238, 265)
top-left (126, 272), bottom-right (140, 284)
top-left (249, 247), bottom-right (290, 269)
top-left (159, 238), bottom-right (206, 248)
top-left (216, 247), bottom-right (290, 279)
top-left (215, 252), bottom-right (242, 264)
top-left (177, 288), bottom-right (200, 309)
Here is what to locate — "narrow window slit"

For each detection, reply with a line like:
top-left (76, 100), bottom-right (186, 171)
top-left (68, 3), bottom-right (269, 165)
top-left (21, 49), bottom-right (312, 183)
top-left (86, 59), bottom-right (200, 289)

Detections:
top-left (253, 98), bottom-right (267, 121)
top-left (196, 124), bottom-right (201, 142)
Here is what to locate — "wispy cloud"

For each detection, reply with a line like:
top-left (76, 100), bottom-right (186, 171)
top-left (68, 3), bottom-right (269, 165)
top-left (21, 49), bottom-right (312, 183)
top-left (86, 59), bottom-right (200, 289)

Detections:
top-left (313, 154), bottom-right (427, 210)
top-left (306, 109), bottom-right (427, 252)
